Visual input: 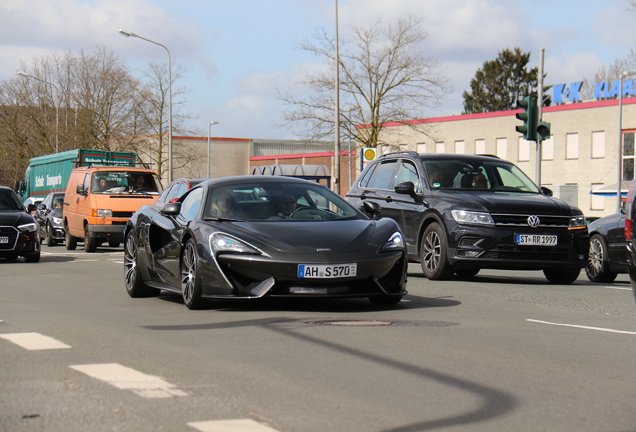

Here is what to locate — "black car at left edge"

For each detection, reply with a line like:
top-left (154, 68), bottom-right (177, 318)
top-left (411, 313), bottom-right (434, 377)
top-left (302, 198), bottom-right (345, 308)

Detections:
top-left (0, 186), bottom-right (40, 262)
top-left (124, 176), bottom-right (407, 309)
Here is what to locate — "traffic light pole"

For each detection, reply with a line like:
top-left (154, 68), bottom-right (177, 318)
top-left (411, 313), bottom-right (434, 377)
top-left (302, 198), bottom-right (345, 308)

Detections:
top-left (536, 48), bottom-right (545, 186)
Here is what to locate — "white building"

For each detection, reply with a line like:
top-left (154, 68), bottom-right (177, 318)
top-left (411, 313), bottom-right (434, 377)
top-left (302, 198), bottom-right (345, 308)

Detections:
top-left (378, 96), bottom-right (636, 218)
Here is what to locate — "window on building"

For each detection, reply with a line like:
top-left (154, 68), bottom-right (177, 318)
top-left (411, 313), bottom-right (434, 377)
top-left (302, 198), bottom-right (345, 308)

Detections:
top-left (435, 142), bottom-right (445, 153)
top-left (623, 131), bottom-right (635, 181)
top-left (566, 133), bottom-right (579, 159)
top-left (590, 183), bottom-right (605, 211)
top-left (416, 143), bottom-right (427, 154)
top-left (518, 137), bottom-right (530, 162)
top-left (591, 131), bottom-right (605, 158)
top-left (455, 140), bottom-right (465, 154)
top-left (399, 144), bottom-right (408, 152)
top-left (475, 139), bottom-right (486, 154)
top-left (496, 138), bottom-right (507, 159)
top-left (542, 136), bottom-right (554, 160)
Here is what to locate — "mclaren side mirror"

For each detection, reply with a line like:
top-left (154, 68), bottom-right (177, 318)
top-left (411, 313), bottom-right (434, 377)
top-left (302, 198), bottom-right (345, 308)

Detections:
top-left (363, 200), bottom-right (382, 220)
top-left (161, 202), bottom-right (181, 216)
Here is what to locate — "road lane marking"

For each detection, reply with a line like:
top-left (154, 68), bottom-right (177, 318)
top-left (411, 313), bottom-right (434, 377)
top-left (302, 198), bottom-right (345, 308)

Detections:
top-left (527, 319), bottom-right (636, 335)
top-left (0, 332), bottom-right (71, 350)
top-left (187, 419), bottom-right (280, 432)
top-left (69, 363), bottom-right (189, 398)
top-left (604, 286), bottom-right (632, 291)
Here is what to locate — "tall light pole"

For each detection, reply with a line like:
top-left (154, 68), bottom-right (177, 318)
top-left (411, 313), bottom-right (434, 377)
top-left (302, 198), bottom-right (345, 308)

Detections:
top-left (333, 0), bottom-right (341, 195)
top-left (119, 29), bottom-right (173, 182)
top-left (617, 70), bottom-right (636, 211)
top-left (18, 71), bottom-right (60, 152)
top-left (207, 121), bottom-right (219, 178)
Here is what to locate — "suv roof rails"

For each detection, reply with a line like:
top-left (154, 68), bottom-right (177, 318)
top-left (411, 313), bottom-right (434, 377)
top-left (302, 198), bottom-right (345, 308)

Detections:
top-left (378, 150), bottom-right (419, 159)
top-left (476, 154), bottom-right (500, 158)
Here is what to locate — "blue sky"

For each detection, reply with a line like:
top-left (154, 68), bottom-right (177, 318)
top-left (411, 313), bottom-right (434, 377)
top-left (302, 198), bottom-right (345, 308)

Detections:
top-left (1, 0), bottom-right (635, 140)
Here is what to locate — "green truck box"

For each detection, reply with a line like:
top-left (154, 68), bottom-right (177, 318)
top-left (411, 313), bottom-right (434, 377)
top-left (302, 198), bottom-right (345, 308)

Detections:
top-left (18, 149), bottom-right (137, 202)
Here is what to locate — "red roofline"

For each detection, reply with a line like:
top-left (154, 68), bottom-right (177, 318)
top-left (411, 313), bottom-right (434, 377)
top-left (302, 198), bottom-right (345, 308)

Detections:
top-left (173, 136), bottom-right (251, 142)
top-left (250, 150), bottom-right (356, 161)
top-left (358, 97), bottom-right (636, 129)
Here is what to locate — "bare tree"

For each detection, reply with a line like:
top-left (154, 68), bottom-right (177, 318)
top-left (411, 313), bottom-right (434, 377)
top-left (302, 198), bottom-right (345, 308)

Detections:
top-left (0, 46), bottom-right (197, 186)
top-left (278, 14), bottom-right (449, 149)
top-left (118, 61), bottom-right (198, 180)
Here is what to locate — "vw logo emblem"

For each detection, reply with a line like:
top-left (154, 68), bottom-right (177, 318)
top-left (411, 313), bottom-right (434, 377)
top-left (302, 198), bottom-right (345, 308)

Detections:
top-left (527, 215), bottom-right (540, 228)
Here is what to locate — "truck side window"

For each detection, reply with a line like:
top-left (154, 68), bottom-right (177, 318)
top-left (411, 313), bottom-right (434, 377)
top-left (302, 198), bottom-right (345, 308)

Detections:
top-left (83, 174), bottom-right (90, 191)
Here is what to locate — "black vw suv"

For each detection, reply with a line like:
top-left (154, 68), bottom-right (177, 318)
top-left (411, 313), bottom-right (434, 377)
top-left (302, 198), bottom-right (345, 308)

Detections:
top-left (346, 152), bottom-right (589, 284)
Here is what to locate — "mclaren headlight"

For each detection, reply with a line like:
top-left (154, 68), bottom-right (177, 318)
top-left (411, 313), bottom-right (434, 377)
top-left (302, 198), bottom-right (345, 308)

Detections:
top-left (451, 209), bottom-right (495, 226)
top-left (211, 233), bottom-right (260, 254)
top-left (18, 222), bottom-right (37, 233)
top-left (569, 215), bottom-right (587, 230)
top-left (382, 231), bottom-right (404, 251)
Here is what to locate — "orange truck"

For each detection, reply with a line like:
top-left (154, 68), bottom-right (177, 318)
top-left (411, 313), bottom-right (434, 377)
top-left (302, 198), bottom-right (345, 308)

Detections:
top-left (64, 165), bottom-right (162, 252)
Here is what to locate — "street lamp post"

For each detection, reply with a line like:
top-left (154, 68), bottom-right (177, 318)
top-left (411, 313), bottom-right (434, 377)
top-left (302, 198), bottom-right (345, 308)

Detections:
top-left (119, 29), bottom-right (173, 182)
top-left (17, 71), bottom-right (59, 152)
top-left (617, 70), bottom-right (636, 211)
top-left (207, 121), bottom-right (219, 178)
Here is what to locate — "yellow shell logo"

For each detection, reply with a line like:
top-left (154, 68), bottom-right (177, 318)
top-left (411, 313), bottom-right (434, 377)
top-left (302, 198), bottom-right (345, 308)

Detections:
top-left (364, 148), bottom-right (376, 161)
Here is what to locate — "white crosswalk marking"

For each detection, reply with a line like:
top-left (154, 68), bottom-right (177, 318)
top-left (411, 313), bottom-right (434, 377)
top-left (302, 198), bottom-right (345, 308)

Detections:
top-left (69, 363), bottom-right (189, 398)
top-left (0, 332), bottom-right (71, 350)
top-left (187, 419), bottom-right (280, 432)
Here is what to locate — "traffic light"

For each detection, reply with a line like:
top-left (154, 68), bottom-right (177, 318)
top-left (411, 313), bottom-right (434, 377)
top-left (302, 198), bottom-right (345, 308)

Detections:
top-left (515, 96), bottom-right (537, 141)
top-left (536, 120), bottom-right (551, 141)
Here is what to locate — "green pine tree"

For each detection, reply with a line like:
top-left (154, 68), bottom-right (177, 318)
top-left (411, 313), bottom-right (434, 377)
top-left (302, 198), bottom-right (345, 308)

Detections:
top-left (462, 47), bottom-right (550, 114)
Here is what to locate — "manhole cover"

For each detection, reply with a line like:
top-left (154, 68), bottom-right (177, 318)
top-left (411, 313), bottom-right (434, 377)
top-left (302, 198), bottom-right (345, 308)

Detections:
top-left (314, 320), bottom-right (393, 326)
top-left (303, 319), bottom-right (459, 328)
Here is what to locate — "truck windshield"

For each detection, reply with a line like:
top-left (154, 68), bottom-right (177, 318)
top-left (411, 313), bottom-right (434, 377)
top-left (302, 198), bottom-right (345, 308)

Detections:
top-left (92, 171), bottom-right (161, 195)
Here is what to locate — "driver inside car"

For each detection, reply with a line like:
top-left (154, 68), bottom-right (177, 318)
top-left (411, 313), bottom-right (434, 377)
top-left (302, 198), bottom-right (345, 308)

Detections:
top-left (269, 193), bottom-right (298, 219)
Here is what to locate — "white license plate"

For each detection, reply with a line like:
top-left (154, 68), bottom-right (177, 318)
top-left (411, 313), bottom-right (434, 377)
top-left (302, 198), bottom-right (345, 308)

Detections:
top-left (298, 263), bottom-right (357, 278)
top-left (515, 234), bottom-right (557, 246)
top-left (0, 236), bottom-right (8, 244)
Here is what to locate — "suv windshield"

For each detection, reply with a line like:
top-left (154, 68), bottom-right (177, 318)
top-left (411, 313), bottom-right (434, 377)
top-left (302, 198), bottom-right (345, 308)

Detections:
top-left (92, 171), bottom-right (161, 195)
top-left (422, 158), bottom-right (540, 193)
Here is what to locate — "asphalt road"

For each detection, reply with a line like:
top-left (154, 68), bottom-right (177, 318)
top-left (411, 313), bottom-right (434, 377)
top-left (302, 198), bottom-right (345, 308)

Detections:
top-left (1, 245), bottom-right (636, 432)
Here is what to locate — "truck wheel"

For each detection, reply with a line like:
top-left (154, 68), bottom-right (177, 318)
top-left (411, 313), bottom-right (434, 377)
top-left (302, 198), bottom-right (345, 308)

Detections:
top-left (65, 222), bottom-right (77, 250)
top-left (420, 222), bottom-right (454, 280)
top-left (84, 225), bottom-right (97, 253)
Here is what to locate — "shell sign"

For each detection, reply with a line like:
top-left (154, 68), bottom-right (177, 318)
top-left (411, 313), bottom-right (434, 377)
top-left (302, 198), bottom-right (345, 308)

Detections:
top-left (363, 147), bottom-right (376, 164)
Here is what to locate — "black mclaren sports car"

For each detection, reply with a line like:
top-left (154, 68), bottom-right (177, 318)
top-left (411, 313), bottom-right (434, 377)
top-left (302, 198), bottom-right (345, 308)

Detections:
top-left (124, 176), bottom-right (407, 309)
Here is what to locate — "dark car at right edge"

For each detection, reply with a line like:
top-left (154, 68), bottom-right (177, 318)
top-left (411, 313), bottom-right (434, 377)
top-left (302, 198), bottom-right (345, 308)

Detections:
top-left (346, 152), bottom-right (589, 284)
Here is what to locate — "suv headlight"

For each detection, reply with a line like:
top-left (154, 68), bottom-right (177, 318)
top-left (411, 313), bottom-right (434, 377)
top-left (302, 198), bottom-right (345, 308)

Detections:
top-left (52, 216), bottom-right (63, 225)
top-left (382, 232), bottom-right (404, 251)
top-left (18, 222), bottom-right (37, 233)
top-left (569, 215), bottom-right (587, 230)
top-left (451, 210), bottom-right (494, 226)
top-left (211, 233), bottom-right (260, 254)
